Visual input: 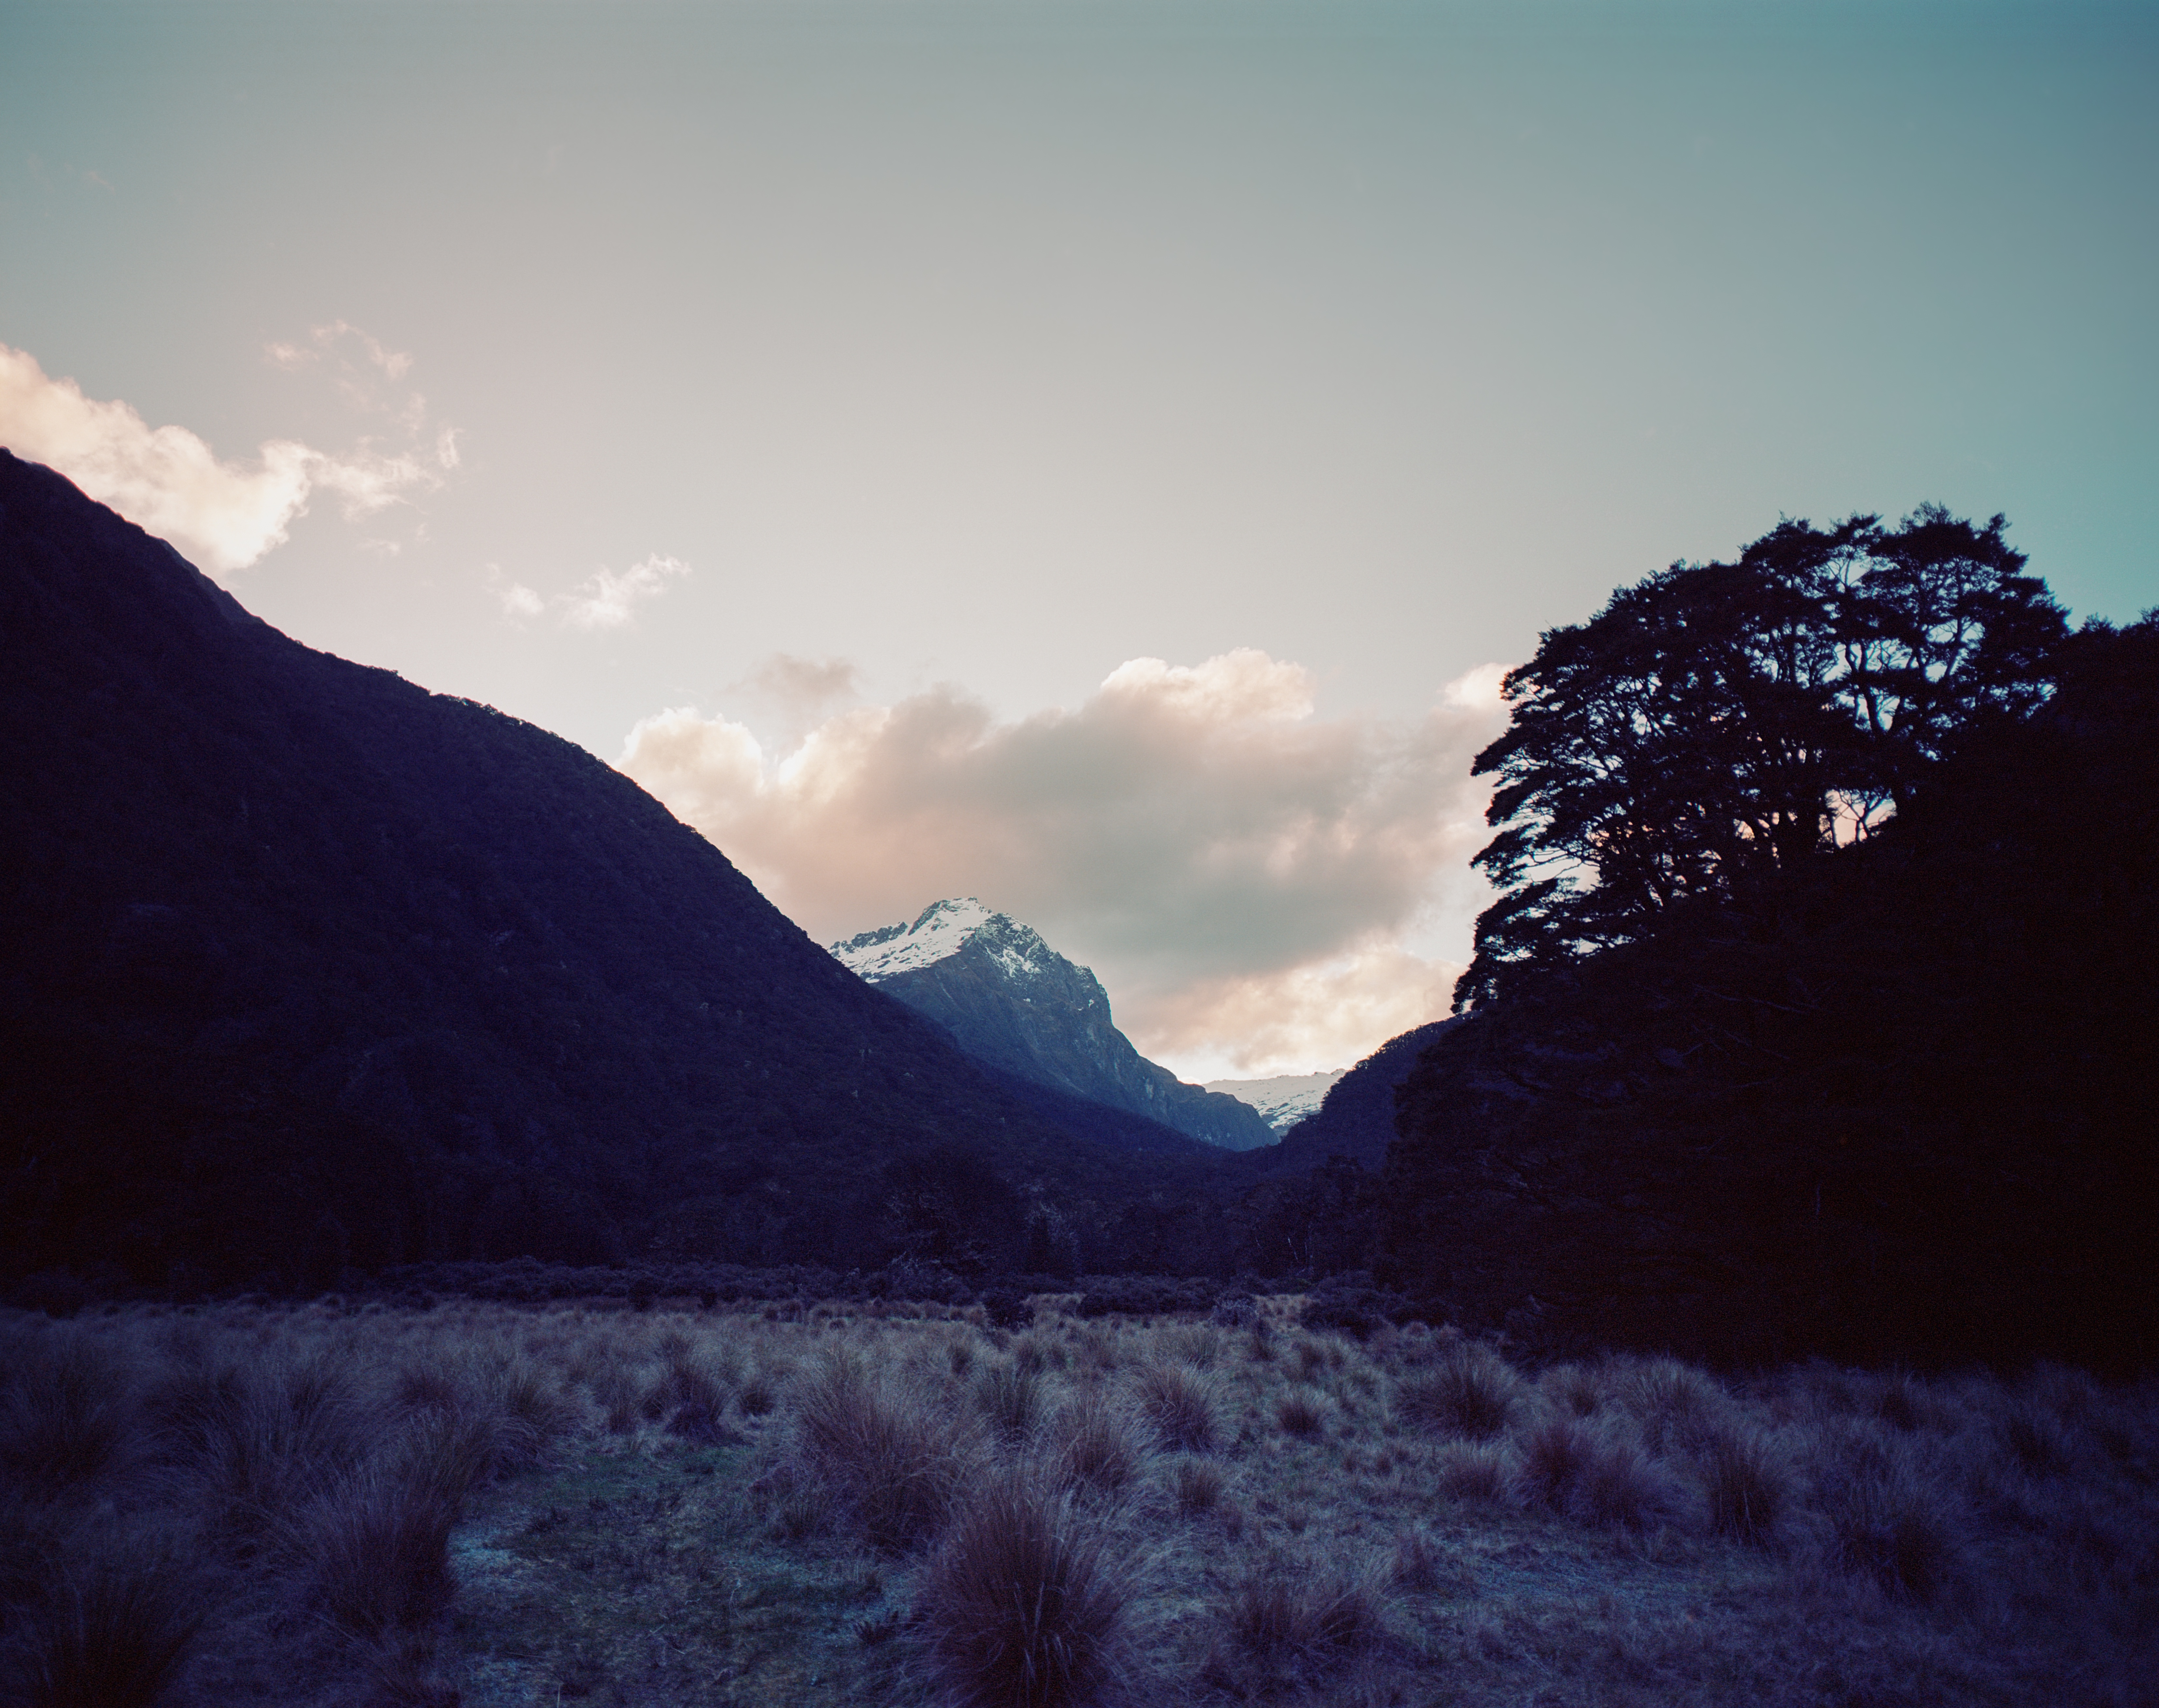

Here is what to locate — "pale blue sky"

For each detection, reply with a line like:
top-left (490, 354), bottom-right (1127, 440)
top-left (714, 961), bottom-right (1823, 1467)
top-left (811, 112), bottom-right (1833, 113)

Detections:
top-left (4, 1), bottom-right (2153, 1073)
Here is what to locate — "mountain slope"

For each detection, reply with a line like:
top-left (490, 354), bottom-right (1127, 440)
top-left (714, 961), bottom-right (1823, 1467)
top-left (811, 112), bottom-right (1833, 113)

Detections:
top-left (0, 452), bottom-right (1238, 1290)
top-left (833, 900), bottom-right (1275, 1151)
top-left (1248, 1022), bottom-right (1457, 1175)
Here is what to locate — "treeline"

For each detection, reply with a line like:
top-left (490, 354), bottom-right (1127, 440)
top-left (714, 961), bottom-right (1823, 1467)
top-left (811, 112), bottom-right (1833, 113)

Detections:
top-left (1381, 515), bottom-right (2158, 1371)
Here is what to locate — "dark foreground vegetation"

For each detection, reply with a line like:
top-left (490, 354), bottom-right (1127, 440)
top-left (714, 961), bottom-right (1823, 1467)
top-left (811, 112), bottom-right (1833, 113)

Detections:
top-left (5, 1296), bottom-right (2153, 1707)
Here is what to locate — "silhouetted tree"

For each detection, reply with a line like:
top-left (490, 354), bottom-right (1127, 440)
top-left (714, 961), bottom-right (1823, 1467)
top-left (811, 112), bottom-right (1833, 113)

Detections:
top-left (1457, 508), bottom-right (2065, 1009)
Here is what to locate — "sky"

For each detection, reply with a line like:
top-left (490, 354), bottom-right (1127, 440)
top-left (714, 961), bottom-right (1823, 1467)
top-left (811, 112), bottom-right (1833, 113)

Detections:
top-left (3, 0), bottom-right (2153, 1079)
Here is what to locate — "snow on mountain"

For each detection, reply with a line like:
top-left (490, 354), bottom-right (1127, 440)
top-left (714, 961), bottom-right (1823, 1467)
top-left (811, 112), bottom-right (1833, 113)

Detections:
top-left (830, 899), bottom-right (1275, 1151)
top-left (1204, 1069), bottom-right (1347, 1134)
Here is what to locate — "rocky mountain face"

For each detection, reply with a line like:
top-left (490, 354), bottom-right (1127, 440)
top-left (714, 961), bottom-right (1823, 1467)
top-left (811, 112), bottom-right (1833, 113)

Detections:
top-left (0, 451), bottom-right (1243, 1292)
top-left (833, 901), bottom-right (1276, 1151)
top-left (1204, 1070), bottom-right (1345, 1135)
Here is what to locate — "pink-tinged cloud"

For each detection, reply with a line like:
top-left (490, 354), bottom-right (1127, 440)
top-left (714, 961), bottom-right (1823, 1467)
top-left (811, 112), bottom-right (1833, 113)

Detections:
top-left (0, 340), bottom-right (451, 576)
top-left (618, 649), bottom-right (1507, 1075)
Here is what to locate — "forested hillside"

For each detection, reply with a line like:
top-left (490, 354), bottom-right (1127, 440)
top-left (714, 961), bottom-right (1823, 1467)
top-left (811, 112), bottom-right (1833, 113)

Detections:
top-left (1382, 513), bottom-right (2158, 1370)
top-left (0, 453), bottom-right (1244, 1291)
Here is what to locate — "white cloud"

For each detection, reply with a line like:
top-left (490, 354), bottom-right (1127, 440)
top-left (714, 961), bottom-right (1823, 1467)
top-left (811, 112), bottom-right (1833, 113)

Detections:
top-left (484, 563), bottom-right (545, 618)
top-left (558, 554), bottom-right (691, 630)
top-left (619, 648), bottom-right (1510, 1076)
top-left (0, 340), bottom-right (453, 577)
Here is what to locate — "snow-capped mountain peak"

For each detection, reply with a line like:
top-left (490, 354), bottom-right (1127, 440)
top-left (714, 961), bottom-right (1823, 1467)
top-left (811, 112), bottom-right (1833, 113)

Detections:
top-left (1204, 1069), bottom-right (1348, 1133)
top-left (827, 898), bottom-right (1275, 1150)
top-left (831, 896), bottom-right (1047, 983)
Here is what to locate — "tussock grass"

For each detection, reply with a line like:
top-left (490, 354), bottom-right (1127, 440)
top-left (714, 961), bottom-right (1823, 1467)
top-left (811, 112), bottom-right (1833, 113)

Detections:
top-left (1132, 1360), bottom-right (1217, 1454)
top-left (918, 1472), bottom-right (1129, 1708)
top-left (793, 1352), bottom-right (974, 1553)
top-left (5, 1552), bottom-right (202, 1708)
top-left (975, 1358), bottom-right (1043, 1444)
top-left (1052, 1392), bottom-right (1145, 1499)
top-left (6, 1293), bottom-right (2152, 1707)
top-left (1398, 1340), bottom-right (1521, 1440)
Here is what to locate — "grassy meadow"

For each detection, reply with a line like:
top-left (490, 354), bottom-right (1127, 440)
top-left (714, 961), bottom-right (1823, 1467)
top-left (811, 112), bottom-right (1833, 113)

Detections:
top-left (2, 1293), bottom-right (2153, 1707)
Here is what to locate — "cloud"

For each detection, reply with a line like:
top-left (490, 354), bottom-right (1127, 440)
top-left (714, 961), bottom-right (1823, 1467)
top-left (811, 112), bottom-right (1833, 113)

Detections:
top-left (619, 648), bottom-right (1509, 1075)
top-left (558, 554), bottom-right (692, 630)
top-left (0, 340), bottom-right (453, 576)
top-left (485, 563), bottom-right (545, 618)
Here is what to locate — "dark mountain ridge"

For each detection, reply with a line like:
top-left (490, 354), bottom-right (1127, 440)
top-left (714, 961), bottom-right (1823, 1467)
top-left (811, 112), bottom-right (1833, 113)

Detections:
top-left (0, 452), bottom-right (1248, 1291)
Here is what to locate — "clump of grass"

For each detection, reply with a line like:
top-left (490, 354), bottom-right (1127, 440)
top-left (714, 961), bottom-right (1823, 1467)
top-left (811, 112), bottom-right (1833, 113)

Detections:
top-left (1433, 1441), bottom-right (1512, 1505)
top-left (975, 1359), bottom-right (1042, 1444)
top-left (1703, 1427), bottom-right (1787, 1544)
top-left (1397, 1342), bottom-right (1520, 1441)
top-left (1619, 1357), bottom-right (1728, 1454)
top-left (918, 1473), bottom-right (1129, 1708)
top-left (6, 1553), bottom-right (202, 1708)
top-left (1514, 1418), bottom-right (1619, 1522)
top-left (1277, 1392), bottom-right (1327, 1440)
top-left (1054, 1395), bottom-right (1143, 1499)
top-left (1390, 1527), bottom-right (1447, 1592)
top-left (1571, 1435), bottom-right (1680, 1533)
top-left (736, 1370), bottom-right (777, 1417)
top-left (1820, 1451), bottom-right (1958, 1601)
top-left (0, 1327), bottom-right (133, 1493)
top-left (644, 1351), bottom-right (726, 1430)
top-left (302, 1467), bottom-right (459, 1636)
top-left (1290, 1338), bottom-right (1334, 1385)
top-left (793, 1355), bottom-right (972, 1553)
top-left (1170, 1455), bottom-right (1224, 1515)
top-left (1134, 1362), bottom-right (1217, 1454)
top-left (2002, 1399), bottom-right (2075, 1477)
top-left (1542, 1362), bottom-right (1604, 1419)
top-left (1211, 1563), bottom-right (1389, 1689)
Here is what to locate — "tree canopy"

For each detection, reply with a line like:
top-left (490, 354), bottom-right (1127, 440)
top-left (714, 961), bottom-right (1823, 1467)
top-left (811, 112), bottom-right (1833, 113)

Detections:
top-left (1456, 507), bottom-right (2066, 1011)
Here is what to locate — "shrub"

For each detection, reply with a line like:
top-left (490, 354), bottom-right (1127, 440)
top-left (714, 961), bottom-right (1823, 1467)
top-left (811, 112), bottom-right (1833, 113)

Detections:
top-left (1074, 1276), bottom-right (1215, 1317)
top-left (1398, 1343), bottom-right (1519, 1441)
top-left (919, 1473), bottom-right (1128, 1708)
top-left (981, 1290), bottom-right (1035, 1331)
top-left (1703, 1428), bottom-right (1786, 1544)
top-left (1134, 1363), bottom-right (1217, 1454)
top-left (1210, 1294), bottom-right (1259, 1331)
